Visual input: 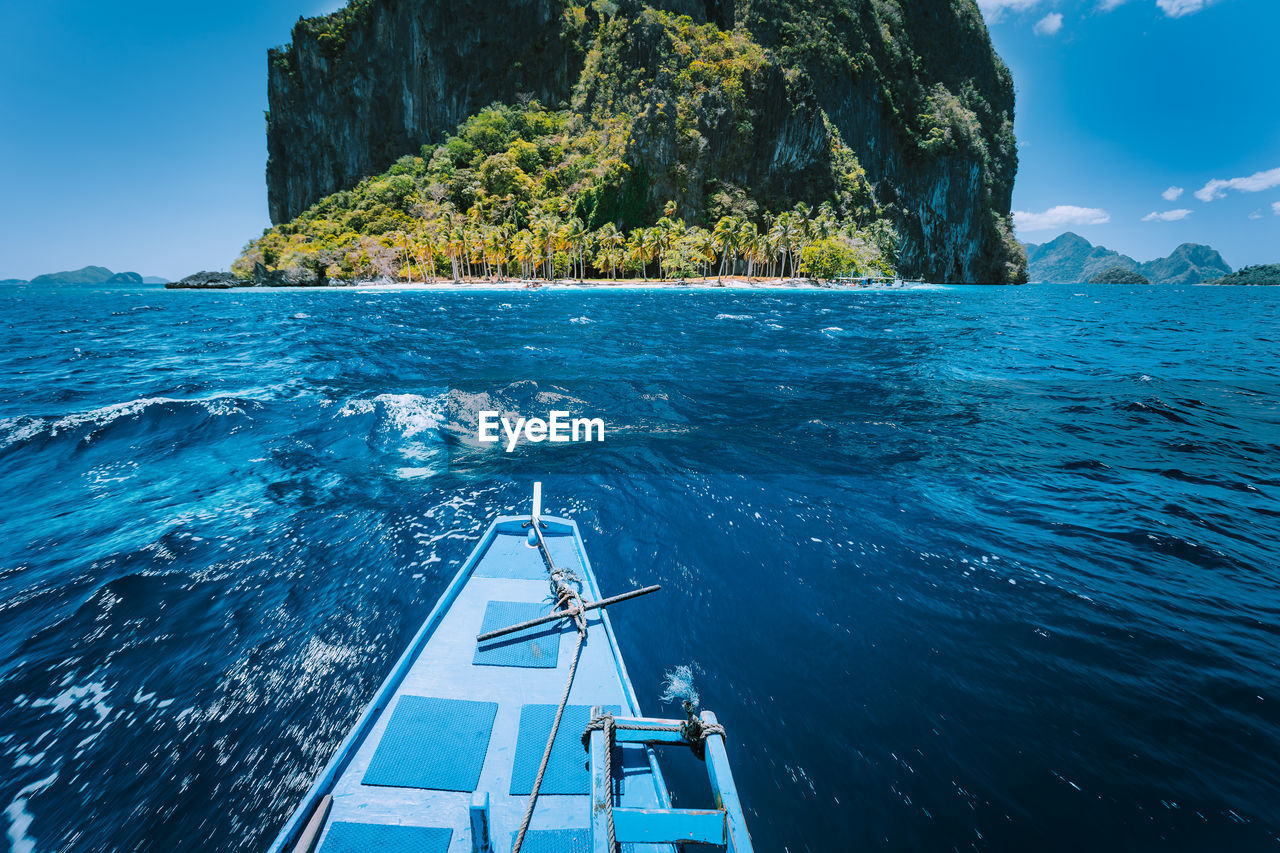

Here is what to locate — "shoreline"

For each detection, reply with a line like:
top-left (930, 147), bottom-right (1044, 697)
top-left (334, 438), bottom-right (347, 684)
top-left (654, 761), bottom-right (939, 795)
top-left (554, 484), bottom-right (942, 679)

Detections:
top-left (168, 275), bottom-right (946, 292)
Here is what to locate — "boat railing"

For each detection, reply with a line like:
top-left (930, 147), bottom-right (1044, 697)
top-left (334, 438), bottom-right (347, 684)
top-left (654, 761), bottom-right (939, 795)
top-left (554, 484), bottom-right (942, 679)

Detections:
top-left (584, 707), bottom-right (754, 852)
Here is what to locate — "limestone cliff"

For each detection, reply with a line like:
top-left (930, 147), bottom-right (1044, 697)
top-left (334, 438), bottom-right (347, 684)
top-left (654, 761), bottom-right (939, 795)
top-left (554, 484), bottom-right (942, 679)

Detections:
top-left (265, 0), bottom-right (1023, 282)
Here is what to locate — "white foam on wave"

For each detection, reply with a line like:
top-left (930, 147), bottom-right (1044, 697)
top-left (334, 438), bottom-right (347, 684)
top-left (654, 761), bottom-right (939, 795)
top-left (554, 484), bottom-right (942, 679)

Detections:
top-left (31, 681), bottom-right (113, 725)
top-left (569, 316), bottom-right (592, 324)
top-left (5, 772), bottom-right (57, 853)
top-left (339, 392), bottom-right (447, 438)
top-left (375, 393), bottom-right (446, 437)
top-left (715, 313), bottom-right (752, 320)
top-left (32, 395), bottom-right (250, 441)
top-left (0, 417), bottom-right (44, 450)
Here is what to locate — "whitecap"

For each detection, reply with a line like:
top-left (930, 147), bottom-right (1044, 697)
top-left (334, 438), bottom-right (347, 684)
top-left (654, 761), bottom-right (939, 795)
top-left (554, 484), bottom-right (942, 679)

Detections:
top-left (339, 393), bottom-right (447, 439)
top-left (715, 313), bottom-right (752, 320)
top-left (0, 416), bottom-right (44, 450)
top-left (5, 772), bottom-right (57, 853)
top-left (31, 681), bottom-right (112, 725)
top-left (48, 396), bottom-right (246, 438)
top-left (375, 393), bottom-right (446, 438)
top-left (569, 316), bottom-right (592, 324)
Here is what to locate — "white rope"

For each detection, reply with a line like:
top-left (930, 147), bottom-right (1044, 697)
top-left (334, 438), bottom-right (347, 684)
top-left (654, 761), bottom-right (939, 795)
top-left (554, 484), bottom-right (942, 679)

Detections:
top-left (511, 532), bottom-right (590, 853)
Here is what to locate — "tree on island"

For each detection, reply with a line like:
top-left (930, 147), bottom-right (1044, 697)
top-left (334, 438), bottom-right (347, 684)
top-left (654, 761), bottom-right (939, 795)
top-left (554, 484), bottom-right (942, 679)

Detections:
top-left (1089, 266), bottom-right (1150, 284)
top-left (1208, 264), bottom-right (1280, 286)
top-left (236, 99), bottom-right (899, 285)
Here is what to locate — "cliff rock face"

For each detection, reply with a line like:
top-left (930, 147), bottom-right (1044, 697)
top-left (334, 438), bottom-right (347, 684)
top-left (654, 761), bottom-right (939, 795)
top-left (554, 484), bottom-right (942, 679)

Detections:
top-left (267, 0), bottom-right (584, 224)
top-left (266, 0), bottom-right (1023, 282)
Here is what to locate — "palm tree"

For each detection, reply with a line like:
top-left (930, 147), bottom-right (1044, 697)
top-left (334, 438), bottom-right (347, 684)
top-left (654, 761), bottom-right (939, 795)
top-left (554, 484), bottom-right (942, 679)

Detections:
top-left (530, 217), bottom-right (553, 280)
top-left (792, 203), bottom-right (814, 276)
top-left (736, 220), bottom-right (759, 279)
top-left (594, 223), bottom-right (624, 280)
top-left (770, 213), bottom-right (796, 278)
top-left (514, 231), bottom-right (535, 280)
top-left (564, 217), bottom-right (587, 281)
top-left (712, 216), bottom-right (740, 283)
top-left (641, 227), bottom-right (663, 281)
top-left (691, 227), bottom-right (716, 279)
top-left (656, 213), bottom-right (684, 281)
top-left (443, 212), bottom-right (465, 282)
top-left (626, 230), bottom-right (653, 280)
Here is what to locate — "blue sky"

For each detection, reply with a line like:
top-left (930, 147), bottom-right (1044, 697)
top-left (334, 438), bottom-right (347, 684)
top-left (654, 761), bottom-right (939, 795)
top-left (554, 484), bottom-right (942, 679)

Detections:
top-left (983, 0), bottom-right (1280, 265)
top-left (0, 0), bottom-right (342, 281)
top-left (0, 0), bottom-right (1276, 280)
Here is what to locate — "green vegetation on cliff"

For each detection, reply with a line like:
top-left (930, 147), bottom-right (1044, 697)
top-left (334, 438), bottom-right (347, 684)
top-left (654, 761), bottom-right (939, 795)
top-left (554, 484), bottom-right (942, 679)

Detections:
top-left (1209, 264), bottom-right (1280, 286)
top-left (259, 0), bottom-right (1022, 282)
top-left (1089, 266), bottom-right (1150, 285)
top-left (237, 98), bottom-right (896, 283)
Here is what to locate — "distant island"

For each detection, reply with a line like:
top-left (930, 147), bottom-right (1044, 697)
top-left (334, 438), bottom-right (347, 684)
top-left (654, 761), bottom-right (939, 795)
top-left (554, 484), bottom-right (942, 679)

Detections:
top-left (221, 0), bottom-right (1026, 287)
top-left (1207, 264), bottom-right (1280, 286)
top-left (1023, 232), bottom-right (1231, 284)
top-left (3, 266), bottom-right (168, 286)
top-left (1089, 266), bottom-right (1150, 285)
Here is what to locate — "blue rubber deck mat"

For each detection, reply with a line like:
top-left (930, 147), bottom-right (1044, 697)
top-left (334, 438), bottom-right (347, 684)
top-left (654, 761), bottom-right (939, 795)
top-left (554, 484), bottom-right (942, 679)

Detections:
top-left (362, 696), bottom-right (498, 791)
top-left (474, 533), bottom-right (581, 580)
top-left (474, 600), bottom-right (563, 668)
top-left (319, 822), bottom-right (451, 853)
top-left (510, 703), bottom-right (621, 795)
top-left (509, 829), bottom-right (590, 853)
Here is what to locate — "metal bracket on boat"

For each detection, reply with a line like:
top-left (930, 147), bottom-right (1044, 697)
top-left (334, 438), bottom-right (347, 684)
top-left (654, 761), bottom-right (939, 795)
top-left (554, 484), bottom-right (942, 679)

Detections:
top-left (583, 707), bottom-right (754, 853)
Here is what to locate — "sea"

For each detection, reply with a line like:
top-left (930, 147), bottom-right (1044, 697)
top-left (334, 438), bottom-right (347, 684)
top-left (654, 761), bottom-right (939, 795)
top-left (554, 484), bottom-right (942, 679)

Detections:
top-left (0, 281), bottom-right (1277, 852)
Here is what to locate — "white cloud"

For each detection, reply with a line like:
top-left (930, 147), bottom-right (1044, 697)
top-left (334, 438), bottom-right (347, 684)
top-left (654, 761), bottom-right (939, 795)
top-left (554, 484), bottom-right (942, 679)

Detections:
top-left (1273, 202), bottom-right (1280, 216)
top-left (1014, 205), bottom-right (1111, 231)
top-left (976, 0), bottom-right (1044, 20)
top-left (1142, 209), bottom-right (1192, 222)
top-left (1249, 211), bottom-right (1264, 220)
top-left (1098, 0), bottom-right (1130, 9)
top-left (1162, 186), bottom-right (1184, 201)
top-left (1034, 12), bottom-right (1064, 34)
top-left (1195, 167), bottom-right (1280, 202)
top-left (1157, 0), bottom-right (1217, 16)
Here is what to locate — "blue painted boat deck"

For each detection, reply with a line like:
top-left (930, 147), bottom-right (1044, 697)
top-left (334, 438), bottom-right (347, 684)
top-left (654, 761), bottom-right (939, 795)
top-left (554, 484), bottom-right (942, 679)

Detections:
top-left (270, 517), bottom-right (674, 853)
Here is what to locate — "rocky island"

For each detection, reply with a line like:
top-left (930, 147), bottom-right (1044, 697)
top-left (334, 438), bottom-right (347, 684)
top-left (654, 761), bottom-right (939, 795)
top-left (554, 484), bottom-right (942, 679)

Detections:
top-left (229, 0), bottom-right (1025, 287)
top-left (1089, 266), bottom-right (1150, 285)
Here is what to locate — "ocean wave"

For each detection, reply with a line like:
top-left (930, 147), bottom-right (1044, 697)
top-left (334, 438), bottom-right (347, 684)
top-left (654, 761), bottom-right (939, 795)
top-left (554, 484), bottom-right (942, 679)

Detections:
top-left (338, 392), bottom-right (447, 438)
top-left (715, 313), bottom-right (752, 320)
top-left (2, 396), bottom-right (253, 450)
top-left (50, 396), bottom-right (247, 437)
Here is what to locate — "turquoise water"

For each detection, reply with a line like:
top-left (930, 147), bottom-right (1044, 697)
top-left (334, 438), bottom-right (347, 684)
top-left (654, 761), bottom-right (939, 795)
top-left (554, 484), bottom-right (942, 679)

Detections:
top-left (1, 282), bottom-right (1278, 851)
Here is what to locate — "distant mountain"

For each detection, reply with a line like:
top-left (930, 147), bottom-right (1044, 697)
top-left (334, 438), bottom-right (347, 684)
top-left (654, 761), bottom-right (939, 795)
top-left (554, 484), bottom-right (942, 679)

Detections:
top-left (1024, 233), bottom-right (1138, 283)
top-left (30, 265), bottom-right (116, 286)
top-left (24, 266), bottom-right (165, 286)
top-left (141, 276), bottom-right (169, 284)
top-left (1023, 233), bottom-right (1231, 284)
top-left (1140, 243), bottom-right (1233, 285)
top-left (1, 279), bottom-right (28, 286)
